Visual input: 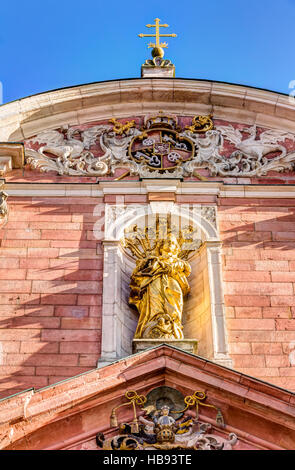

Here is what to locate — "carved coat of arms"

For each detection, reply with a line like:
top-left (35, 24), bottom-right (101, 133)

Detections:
top-left (96, 387), bottom-right (238, 451)
top-left (128, 118), bottom-right (194, 172)
top-left (25, 113), bottom-right (295, 178)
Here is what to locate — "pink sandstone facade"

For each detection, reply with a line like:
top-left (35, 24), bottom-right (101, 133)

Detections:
top-left (0, 79), bottom-right (294, 448)
top-left (1, 346), bottom-right (294, 450)
top-left (1, 188), bottom-right (295, 395)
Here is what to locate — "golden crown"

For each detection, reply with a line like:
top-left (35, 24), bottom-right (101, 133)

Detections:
top-left (144, 112), bottom-right (178, 130)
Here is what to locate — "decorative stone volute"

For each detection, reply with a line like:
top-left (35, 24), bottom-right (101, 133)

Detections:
top-left (0, 143), bottom-right (24, 175)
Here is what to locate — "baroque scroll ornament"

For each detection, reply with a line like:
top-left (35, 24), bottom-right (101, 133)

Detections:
top-left (96, 388), bottom-right (238, 450)
top-left (25, 115), bottom-right (295, 177)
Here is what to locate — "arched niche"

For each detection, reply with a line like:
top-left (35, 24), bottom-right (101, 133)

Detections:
top-left (99, 202), bottom-right (232, 368)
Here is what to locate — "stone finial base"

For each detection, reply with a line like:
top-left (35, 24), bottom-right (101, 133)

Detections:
top-left (141, 65), bottom-right (175, 78)
top-left (133, 338), bottom-right (198, 355)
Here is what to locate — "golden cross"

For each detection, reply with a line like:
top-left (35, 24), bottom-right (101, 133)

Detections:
top-left (138, 18), bottom-right (177, 49)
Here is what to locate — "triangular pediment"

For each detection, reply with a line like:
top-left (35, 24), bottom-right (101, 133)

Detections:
top-left (0, 345), bottom-right (294, 450)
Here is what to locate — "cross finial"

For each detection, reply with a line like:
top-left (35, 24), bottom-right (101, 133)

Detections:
top-left (138, 18), bottom-right (177, 59)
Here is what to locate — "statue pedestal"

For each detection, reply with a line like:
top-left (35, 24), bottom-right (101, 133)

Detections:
top-left (132, 339), bottom-right (198, 355)
top-left (141, 64), bottom-right (175, 78)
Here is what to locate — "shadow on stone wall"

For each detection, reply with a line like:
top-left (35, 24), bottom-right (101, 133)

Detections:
top-left (0, 200), bottom-right (103, 399)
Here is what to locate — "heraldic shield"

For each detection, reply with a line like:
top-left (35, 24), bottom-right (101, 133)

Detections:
top-left (128, 126), bottom-right (195, 172)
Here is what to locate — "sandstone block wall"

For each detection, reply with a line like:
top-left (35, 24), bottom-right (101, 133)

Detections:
top-left (0, 196), bottom-right (103, 398)
top-left (220, 197), bottom-right (295, 390)
top-left (0, 193), bottom-right (294, 398)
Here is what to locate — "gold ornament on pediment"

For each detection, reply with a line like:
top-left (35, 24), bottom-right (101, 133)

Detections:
top-left (138, 17), bottom-right (177, 64)
top-left (185, 114), bottom-right (214, 133)
top-left (109, 118), bottom-right (136, 135)
top-left (96, 386), bottom-right (234, 450)
top-left (128, 114), bottom-right (194, 172)
top-left (109, 390), bottom-right (147, 433)
top-left (143, 111), bottom-right (180, 131)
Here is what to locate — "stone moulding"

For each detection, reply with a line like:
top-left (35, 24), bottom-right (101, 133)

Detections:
top-left (132, 338), bottom-right (199, 355)
top-left (4, 180), bottom-right (295, 199)
top-left (2, 79), bottom-right (295, 143)
top-left (24, 121), bottom-right (295, 178)
top-left (0, 143), bottom-right (24, 176)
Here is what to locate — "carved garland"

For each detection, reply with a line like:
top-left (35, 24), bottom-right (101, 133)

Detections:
top-left (25, 115), bottom-right (295, 177)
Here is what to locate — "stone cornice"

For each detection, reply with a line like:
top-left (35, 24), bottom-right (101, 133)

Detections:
top-left (0, 79), bottom-right (294, 141)
top-left (0, 143), bottom-right (24, 175)
top-left (3, 180), bottom-right (295, 198)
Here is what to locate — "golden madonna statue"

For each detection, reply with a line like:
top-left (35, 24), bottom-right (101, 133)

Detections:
top-left (123, 221), bottom-right (201, 341)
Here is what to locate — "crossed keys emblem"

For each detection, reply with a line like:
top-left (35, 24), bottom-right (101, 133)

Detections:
top-left (128, 128), bottom-right (194, 171)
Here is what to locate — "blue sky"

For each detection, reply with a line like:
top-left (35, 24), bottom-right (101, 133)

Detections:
top-left (0, 0), bottom-right (294, 103)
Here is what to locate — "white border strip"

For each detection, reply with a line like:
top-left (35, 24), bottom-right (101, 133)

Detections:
top-left (3, 181), bottom-right (295, 198)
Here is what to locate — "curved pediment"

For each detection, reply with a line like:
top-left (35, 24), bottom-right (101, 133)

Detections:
top-left (1, 79), bottom-right (295, 183)
top-left (0, 79), bottom-right (294, 142)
